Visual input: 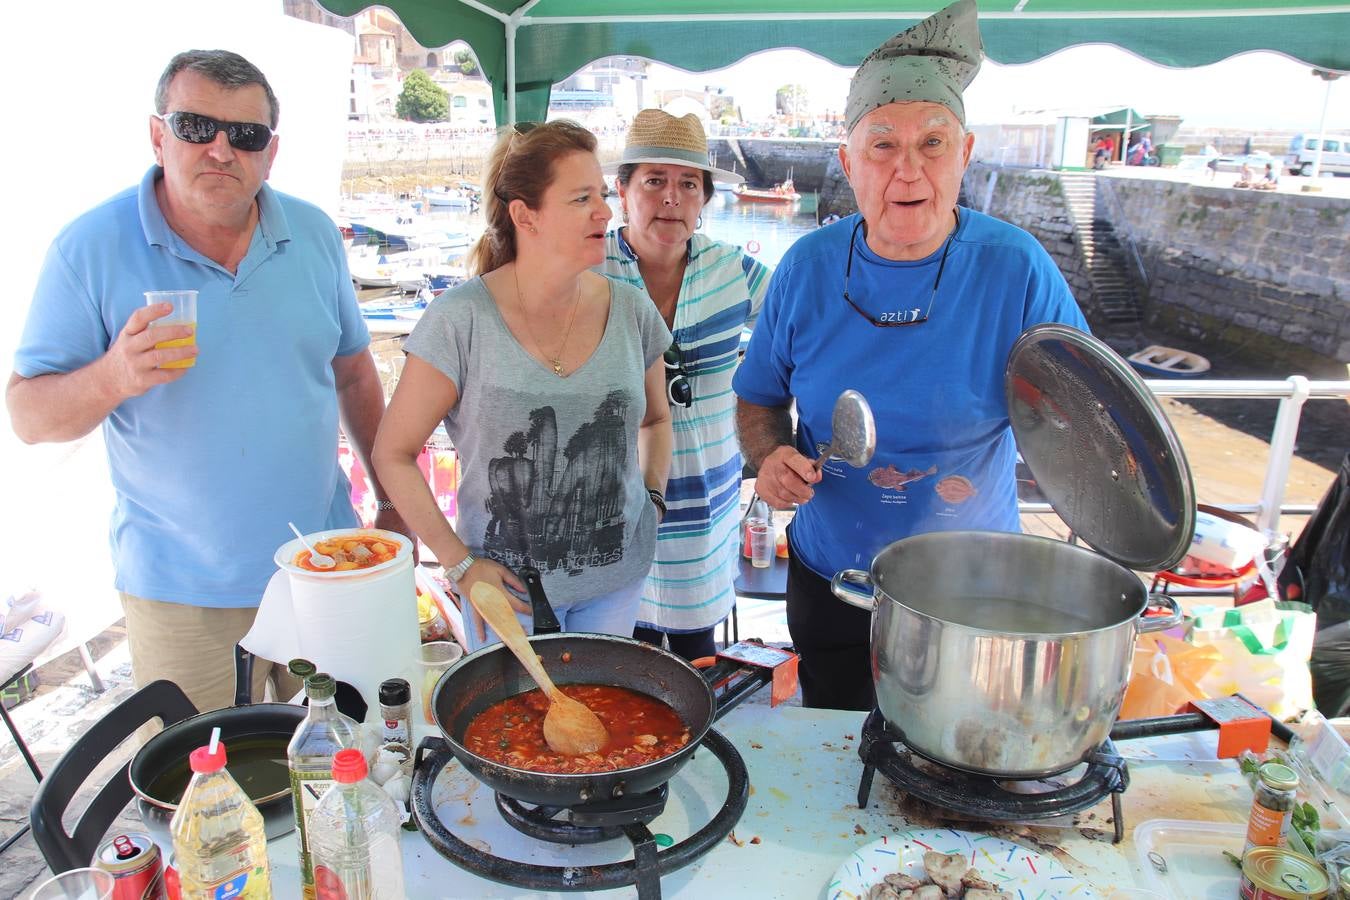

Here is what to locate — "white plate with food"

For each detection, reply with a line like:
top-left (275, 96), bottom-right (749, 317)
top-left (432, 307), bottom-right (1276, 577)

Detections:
top-left (828, 828), bottom-right (1099, 899)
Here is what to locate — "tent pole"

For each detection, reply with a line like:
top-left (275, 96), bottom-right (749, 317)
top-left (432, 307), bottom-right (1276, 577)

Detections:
top-left (506, 19), bottom-right (518, 124)
top-left (1310, 70), bottom-right (1340, 179)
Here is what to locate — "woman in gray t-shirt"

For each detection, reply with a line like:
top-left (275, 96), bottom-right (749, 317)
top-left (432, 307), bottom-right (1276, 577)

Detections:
top-left (374, 121), bottom-right (672, 651)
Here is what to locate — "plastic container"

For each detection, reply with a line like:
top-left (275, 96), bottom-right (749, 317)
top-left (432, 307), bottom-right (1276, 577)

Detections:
top-left (742, 497), bottom-right (770, 558)
top-left (1133, 818), bottom-right (1247, 898)
top-left (309, 748), bottom-right (406, 900)
top-left (289, 673), bottom-right (361, 899)
top-left (169, 741), bottom-right (272, 899)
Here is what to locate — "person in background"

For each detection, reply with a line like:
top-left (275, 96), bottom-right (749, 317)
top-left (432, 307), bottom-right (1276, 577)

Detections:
top-left (1254, 162), bottom-right (1280, 191)
top-left (733, 0), bottom-right (1089, 710)
top-left (7, 50), bottom-right (401, 714)
top-left (1235, 161), bottom-right (1256, 189)
top-left (374, 121), bottom-right (672, 651)
top-left (598, 110), bottom-right (772, 661)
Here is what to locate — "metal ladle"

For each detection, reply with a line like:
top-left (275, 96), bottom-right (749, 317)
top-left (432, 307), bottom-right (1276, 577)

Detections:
top-left (746, 389), bottom-right (877, 513)
top-left (811, 389), bottom-right (877, 471)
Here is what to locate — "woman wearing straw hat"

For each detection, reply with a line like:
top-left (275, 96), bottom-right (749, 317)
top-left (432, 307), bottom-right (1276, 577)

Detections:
top-left (375, 120), bottom-right (673, 651)
top-left (598, 109), bottom-right (772, 661)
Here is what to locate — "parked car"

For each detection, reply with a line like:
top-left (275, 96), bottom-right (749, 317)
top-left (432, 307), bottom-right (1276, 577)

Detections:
top-left (1285, 134), bottom-right (1350, 176)
top-left (1209, 151), bottom-right (1277, 173)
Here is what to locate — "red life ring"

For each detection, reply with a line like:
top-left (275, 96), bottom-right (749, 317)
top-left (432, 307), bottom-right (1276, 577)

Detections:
top-left (746, 239), bottom-right (761, 254)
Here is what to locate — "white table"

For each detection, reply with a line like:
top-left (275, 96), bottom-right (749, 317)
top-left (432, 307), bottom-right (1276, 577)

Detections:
top-left (263, 705), bottom-right (1251, 898)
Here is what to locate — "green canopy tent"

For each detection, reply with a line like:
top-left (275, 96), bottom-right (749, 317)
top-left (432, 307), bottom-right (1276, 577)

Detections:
top-left (315, 0), bottom-right (1350, 124)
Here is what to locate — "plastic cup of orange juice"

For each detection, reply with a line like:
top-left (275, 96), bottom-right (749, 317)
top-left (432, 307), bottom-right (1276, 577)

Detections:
top-left (145, 290), bottom-right (197, 368)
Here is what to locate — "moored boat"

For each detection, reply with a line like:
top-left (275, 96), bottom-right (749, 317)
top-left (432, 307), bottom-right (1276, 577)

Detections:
top-left (1127, 344), bottom-right (1212, 378)
top-left (733, 178), bottom-right (801, 203)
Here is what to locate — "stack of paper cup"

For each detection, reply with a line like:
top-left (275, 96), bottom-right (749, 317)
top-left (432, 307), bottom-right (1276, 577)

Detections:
top-left (242, 528), bottom-right (420, 724)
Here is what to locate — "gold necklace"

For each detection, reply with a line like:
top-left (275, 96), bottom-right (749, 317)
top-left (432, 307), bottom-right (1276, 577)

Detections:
top-left (514, 268), bottom-right (582, 376)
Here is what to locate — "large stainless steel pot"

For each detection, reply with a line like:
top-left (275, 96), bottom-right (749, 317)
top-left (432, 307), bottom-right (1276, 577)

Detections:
top-left (830, 325), bottom-right (1197, 779)
top-left (832, 530), bottom-right (1180, 778)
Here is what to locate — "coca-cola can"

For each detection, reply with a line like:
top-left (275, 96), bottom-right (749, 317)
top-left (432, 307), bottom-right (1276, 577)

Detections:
top-left (94, 832), bottom-right (165, 900)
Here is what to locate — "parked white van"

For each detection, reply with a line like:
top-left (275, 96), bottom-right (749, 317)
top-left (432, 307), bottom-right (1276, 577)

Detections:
top-left (1285, 134), bottom-right (1350, 175)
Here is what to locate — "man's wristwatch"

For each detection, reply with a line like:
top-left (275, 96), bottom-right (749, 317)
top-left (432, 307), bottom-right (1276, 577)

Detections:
top-left (445, 553), bottom-right (476, 583)
top-left (373, 499), bottom-right (396, 511)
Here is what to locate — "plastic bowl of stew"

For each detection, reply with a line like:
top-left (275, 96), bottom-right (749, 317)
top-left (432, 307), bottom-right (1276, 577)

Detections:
top-left (273, 528), bottom-right (409, 578)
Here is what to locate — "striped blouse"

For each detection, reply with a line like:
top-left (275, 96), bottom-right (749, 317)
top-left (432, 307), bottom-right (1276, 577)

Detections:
top-left (598, 229), bottom-right (772, 633)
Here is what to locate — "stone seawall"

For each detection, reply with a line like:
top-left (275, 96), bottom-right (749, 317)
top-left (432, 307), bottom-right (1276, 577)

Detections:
top-left (708, 137), bottom-right (835, 189)
top-left (1103, 176), bottom-right (1348, 367)
top-left (964, 163), bottom-right (1349, 372)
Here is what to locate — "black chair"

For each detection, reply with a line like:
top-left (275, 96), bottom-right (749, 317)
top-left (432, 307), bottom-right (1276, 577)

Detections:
top-left (30, 679), bottom-right (197, 873)
top-left (0, 664), bottom-right (44, 853)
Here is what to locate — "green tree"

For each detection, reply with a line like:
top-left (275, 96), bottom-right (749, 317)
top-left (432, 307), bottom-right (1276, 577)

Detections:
top-left (396, 70), bottom-right (449, 123)
top-left (454, 49), bottom-right (480, 77)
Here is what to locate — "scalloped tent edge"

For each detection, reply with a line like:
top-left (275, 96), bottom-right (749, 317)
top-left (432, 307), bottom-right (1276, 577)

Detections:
top-left (316, 1), bottom-right (1350, 125)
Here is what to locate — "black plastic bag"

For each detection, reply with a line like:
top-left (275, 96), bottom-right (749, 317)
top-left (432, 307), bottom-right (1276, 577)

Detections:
top-left (1283, 452), bottom-right (1350, 716)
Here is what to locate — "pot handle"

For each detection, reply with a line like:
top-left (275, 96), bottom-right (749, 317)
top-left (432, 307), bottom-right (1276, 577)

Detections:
top-left (830, 569), bottom-right (876, 611)
top-left (1138, 593), bottom-right (1184, 634)
top-left (520, 566), bottom-right (561, 636)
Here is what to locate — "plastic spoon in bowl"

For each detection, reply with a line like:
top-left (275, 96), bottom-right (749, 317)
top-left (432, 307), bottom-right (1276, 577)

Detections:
top-left (288, 522), bottom-right (335, 569)
top-left (468, 581), bottom-right (609, 756)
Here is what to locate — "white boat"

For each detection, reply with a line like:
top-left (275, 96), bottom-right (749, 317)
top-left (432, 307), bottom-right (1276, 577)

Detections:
top-left (1127, 344), bottom-right (1212, 378)
top-left (423, 186), bottom-right (478, 210)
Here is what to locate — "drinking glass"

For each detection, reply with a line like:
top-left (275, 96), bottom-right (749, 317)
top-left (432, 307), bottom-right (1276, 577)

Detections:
top-left (144, 290), bottom-right (198, 369)
top-left (418, 640), bottom-right (464, 724)
top-left (748, 523), bottom-right (774, 569)
top-left (28, 867), bottom-right (114, 900)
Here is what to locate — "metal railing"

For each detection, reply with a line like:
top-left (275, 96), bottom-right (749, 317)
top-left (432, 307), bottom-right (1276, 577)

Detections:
top-left (1019, 376), bottom-right (1350, 538)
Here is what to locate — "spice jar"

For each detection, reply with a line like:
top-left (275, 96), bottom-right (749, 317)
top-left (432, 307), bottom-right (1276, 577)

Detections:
top-left (378, 678), bottom-right (412, 748)
top-left (1245, 761), bottom-right (1299, 852)
top-left (417, 591), bottom-right (450, 643)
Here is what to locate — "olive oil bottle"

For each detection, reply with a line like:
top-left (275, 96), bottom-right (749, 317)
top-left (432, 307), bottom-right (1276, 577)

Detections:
top-left (288, 673), bottom-right (360, 900)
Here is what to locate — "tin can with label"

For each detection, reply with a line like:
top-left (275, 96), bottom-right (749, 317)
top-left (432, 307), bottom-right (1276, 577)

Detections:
top-left (94, 832), bottom-right (166, 900)
top-left (1240, 847), bottom-right (1329, 899)
top-left (163, 852), bottom-right (179, 900)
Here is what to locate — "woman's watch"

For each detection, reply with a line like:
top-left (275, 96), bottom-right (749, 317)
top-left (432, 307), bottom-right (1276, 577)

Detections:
top-left (445, 553), bottom-right (476, 583)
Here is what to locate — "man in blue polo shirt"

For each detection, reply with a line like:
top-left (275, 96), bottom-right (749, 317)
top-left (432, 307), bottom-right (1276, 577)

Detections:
top-left (734, 0), bottom-right (1088, 710)
top-left (7, 50), bottom-right (405, 714)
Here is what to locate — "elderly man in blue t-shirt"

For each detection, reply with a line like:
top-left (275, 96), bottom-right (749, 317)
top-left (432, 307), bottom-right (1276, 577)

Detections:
top-left (733, 0), bottom-right (1088, 711)
top-left (7, 50), bottom-right (406, 714)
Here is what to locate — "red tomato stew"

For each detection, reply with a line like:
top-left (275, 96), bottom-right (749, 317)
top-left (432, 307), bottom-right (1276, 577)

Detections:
top-left (463, 684), bottom-right (691, 773)
top-left (293, 534), bottom-right (400, 572)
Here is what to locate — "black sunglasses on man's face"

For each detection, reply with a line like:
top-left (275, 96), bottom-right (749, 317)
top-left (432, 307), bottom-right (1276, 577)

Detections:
top-left (156, 111), bottom-right (275, 152)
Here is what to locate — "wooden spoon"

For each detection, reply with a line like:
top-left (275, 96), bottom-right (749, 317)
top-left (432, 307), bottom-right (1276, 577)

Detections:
top-left (468, 581), bottom-right (609, 756)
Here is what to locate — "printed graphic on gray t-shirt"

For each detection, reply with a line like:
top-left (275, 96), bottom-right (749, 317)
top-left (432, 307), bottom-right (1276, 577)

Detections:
top-left (484, 391), bottom-right (632, 573)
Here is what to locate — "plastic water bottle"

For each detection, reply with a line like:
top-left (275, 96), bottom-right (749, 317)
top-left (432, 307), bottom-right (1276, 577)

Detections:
top-left (308, 749), bottom-right (405, 900)
top-left (169, 740), bottom-right (272, 899)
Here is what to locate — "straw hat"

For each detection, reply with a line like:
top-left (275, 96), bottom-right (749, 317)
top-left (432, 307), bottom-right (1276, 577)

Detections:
top-left (604, 109), bottom-right (744, 184)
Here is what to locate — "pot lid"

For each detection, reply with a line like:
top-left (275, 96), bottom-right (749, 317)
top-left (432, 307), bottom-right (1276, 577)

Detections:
top-left (1005, 324), bottom-right (1195, 572)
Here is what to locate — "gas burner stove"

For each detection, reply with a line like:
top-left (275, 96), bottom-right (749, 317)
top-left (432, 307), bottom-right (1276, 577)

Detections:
top-left (414, 729), bottom-right (749, 899)
top-left (856, 708), bottom-right (1130, 843)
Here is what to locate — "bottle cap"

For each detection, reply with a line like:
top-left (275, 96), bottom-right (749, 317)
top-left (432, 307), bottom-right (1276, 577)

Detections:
top-left (331, 748), bottom-right (368, 784)
top-left (289, 658), bottom-right (317, 679)
top-left (189, 742), bottom-right (227, 774)
top-left (305, 673), bottom-right (337, 700)
top-left (379, 678), bottom-right (411, 707)
top-left (1259, 761), bottom-right (1299, 791)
